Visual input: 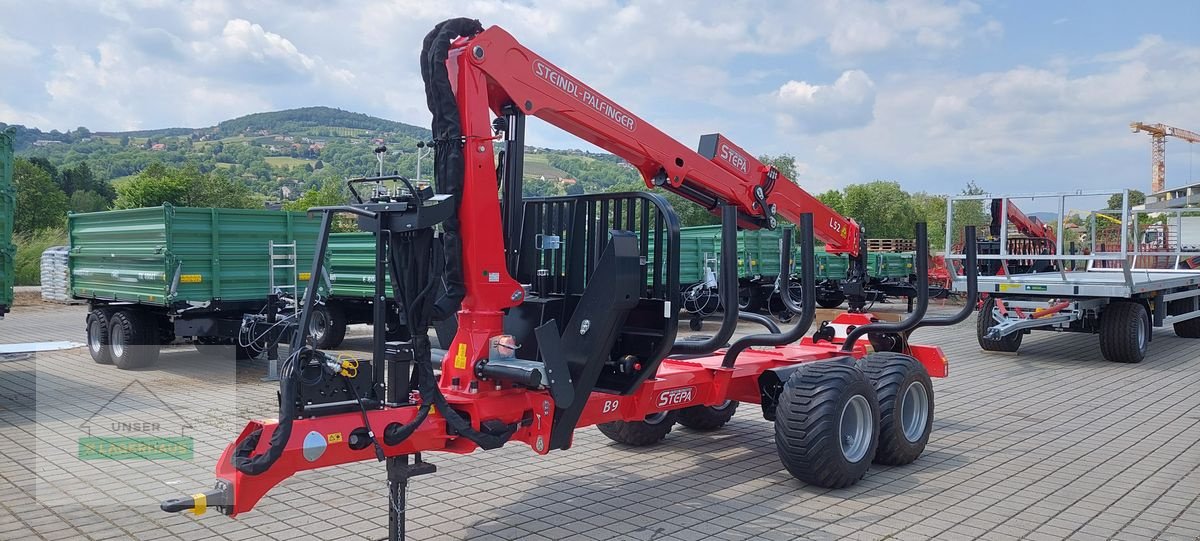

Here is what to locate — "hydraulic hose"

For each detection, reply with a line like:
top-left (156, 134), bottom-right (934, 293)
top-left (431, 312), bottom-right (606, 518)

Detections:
top-left (738, 312), bottom-right (780, 334)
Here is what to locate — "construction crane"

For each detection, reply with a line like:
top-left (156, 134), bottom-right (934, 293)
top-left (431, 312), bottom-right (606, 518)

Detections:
top-left (1130, 122), bottom-right (1200, 193)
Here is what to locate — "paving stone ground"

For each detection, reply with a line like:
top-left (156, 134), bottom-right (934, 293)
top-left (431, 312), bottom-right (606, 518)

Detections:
top-left (1, 299), bottom-right (1198, 540)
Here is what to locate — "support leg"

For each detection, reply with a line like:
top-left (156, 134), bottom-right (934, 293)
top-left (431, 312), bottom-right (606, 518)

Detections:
top-left (387, 455), bottom-right (409, 541)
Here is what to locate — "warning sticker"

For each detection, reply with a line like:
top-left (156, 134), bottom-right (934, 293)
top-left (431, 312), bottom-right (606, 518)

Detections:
top-left (179, 274), bottom-right (202, 284)
top-left (453, 344), bottom-right (468, 370)
top-left (488, 272), bottom-right (500, 283)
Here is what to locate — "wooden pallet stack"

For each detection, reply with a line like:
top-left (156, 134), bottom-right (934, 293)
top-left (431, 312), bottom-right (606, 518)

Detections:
top-left (866, 238), bottom-right (916, 252)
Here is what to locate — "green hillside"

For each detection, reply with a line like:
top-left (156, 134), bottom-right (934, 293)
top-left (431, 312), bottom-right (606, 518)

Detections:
top-left (2, 106), bottom-right (641, 201)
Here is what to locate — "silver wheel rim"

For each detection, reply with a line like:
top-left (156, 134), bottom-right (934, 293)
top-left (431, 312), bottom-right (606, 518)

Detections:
top-left (900, 381), bottom-right (929, 443)
top-left (1137, 316), bottom-right (1147, 351)
top-left (110, 325), bottom-right (125, 359)
top-left (644, 412), bottom-right (669, 425)
top-left (712, 400), bottom-right (733, 411)
top-left (89, 320), bottom-right (103, 354)
top-left (840, 395), bottom-right (872, 463)
top-left (309, 311), bottom-right (327, 340)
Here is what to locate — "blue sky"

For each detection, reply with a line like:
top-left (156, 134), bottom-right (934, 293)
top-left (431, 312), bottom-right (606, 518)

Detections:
top-left (1, 0), bottom-right (1198, 201)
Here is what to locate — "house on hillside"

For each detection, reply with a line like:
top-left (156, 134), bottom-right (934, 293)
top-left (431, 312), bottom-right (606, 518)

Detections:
top-left (32, 140), bottom-right (63, 147)
top-left (150, 143), bottom-right (166, 151)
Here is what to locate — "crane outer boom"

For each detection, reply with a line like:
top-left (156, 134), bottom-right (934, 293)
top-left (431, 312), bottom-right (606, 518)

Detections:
top-left (461, 26), bottom-right (863, 255)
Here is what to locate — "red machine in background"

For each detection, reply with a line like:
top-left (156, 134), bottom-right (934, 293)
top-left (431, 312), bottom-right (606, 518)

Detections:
top-left (972, 198), bottom-right (1058, 275)
top-left (163, 19), bottom-right (978, 540)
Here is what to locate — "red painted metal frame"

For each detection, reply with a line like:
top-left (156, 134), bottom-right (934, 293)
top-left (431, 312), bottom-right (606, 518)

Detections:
top-left (207, 24), bottom-right (945, 517)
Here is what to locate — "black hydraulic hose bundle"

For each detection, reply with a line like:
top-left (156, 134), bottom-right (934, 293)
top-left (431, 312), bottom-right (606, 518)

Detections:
top-left (376, 18), bottom-right (515, 451)
top-left (422, 17), bottom-right (482, 322)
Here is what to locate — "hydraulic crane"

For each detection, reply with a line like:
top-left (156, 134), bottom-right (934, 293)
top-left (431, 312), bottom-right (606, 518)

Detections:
top-left (163, 19), bottom-right (978, 539)
top-left (1131, 122), bottom-right (1200, 194)
top-left (973, 198), bottom-right (1057, 275)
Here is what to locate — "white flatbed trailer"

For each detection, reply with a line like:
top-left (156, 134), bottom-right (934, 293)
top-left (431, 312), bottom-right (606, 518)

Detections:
top-left (947, 191), bottom-right (1200, 363)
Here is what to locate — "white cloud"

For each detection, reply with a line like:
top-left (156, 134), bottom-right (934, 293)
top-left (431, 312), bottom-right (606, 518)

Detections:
top-left (774, 70), bottom-right (876, 133)
top-left (792, 34), bottom-right (1200, 192)
top-left (822, 0), bottom-right (991, 56)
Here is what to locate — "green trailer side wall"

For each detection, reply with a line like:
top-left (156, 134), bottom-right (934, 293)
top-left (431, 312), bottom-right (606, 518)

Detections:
top-left (327, 232), bottom-right (386, 299)
top-left (0, 130), bottom-right (13, 315)
top-left (675, 225), bottom-right (851, 283)
top-left (869, 252), bottom-right (916, 279)
top-left (70, 206), bottom-right (321, 305)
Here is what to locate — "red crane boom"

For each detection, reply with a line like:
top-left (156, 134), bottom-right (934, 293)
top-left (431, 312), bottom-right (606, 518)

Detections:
top-left (991, 198), bottom-right (1056, 244)
top-left (461, 26), bottom-right (862, 253)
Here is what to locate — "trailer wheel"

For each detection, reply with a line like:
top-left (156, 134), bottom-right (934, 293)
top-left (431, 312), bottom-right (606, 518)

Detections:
top-left (688, 316), bottom-right (704, 331)
top-left (597, 411), bottom-right (678, 446)
top-left (1173, 317), bottom-right (1200, 338)
top-left (858, 353), bottom-right (932, 465)
top-left (1100, 302), bottom-right (1149, 364)
top-left (677, 400), bottom-right (739, 431)
top-left (737, 286), bottom-right (764, 313)
top-left (309, 303), bottom-right (347, 349)
top-left (86, 309), bottom-right (113, 365)
top-left (775, 361), bottom-right (879, 488)
top-left (816, 292), bottom-right (846, 309)
top-left (977, 297), bottom-right (1022, 352)
top-left (108, 311), bottom-right (160, 370)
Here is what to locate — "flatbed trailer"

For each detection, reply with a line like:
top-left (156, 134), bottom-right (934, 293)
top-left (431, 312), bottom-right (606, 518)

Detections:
top-left (950, 191), bottom-right (1200, 362)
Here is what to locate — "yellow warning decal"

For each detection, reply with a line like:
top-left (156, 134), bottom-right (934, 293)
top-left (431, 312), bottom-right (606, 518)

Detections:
top-left (179, 274), bottom-right (202, 283)
top-left (327, 432), bottom-right (343, 444)
top-left (453, 344), bottom-right (468, 370)
top-left (998, 283), bottom-right (1021, 292)
top-left (298, 272), bottom-right (311, 281)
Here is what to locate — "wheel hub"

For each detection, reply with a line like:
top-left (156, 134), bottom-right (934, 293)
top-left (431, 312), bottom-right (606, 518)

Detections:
top-left (900, 381), bottom-right (929, 443)
top-left (839, 394), bottom-right (872, 463)
top-left (110, 326), bottom-right (125, 359)
top-left (89, 320), bottom-right (103, 353)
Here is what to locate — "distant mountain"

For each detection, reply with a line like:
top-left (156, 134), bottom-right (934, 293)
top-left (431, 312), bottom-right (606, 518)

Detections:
top-left (210, 107), bottom-right (431, 140)
top-left (6, 106), bottom-right (634, 201)
top-left (2, 106), bottom-right (431, 152)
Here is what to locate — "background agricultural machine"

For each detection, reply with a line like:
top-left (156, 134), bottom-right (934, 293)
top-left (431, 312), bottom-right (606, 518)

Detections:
top-left (163, 19), bottom-right (979, 539)
top-left (0, 130), bottom-right (14, 320)
top-left (949, 191), bottom-right (1200, 362)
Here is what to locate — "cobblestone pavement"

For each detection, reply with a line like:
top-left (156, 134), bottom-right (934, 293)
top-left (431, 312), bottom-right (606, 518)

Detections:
top-left (1, 300), bottom-right (1198, 540)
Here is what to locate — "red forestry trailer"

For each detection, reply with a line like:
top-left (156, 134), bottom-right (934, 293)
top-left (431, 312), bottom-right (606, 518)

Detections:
top-left (164, 19), bottom-right (979, 538)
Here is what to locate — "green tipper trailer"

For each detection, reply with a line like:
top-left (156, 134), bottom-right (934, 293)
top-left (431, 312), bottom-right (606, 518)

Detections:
top-left (0, 130), bottom-right (14, 319)
top-left (675, 224), bottom-right (924, 316)
top-left (314, 232), bottom-right (456, 350)
top-left (71, 205), bottom-right (321, 368)
top-left (309, 232), bottom-right (397, 349)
